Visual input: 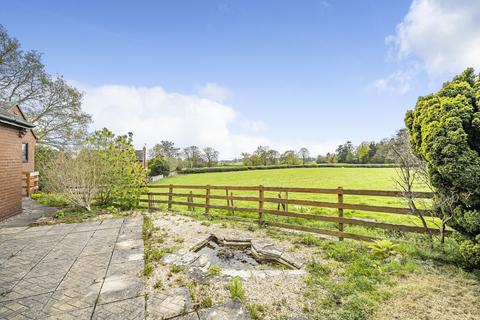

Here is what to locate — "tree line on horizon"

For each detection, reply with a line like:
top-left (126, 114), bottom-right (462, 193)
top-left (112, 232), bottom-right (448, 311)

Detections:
top-left (147, 132), bottom-right (404, 176)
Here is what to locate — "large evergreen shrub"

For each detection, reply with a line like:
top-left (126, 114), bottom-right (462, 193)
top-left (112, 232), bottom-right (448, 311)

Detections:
top-left (405, 68), bottom-right (480, 268)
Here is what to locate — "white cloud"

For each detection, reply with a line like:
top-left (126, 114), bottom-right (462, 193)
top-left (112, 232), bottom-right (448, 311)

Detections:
top-left (374, 0), bottom-right (480, 93)
top-left (77, 83), bottom-right (269, 159)
top-left (372, 64), bottom-right (419, 95)
top-left (75, 82), bottom-right (339, 159)
top-left (196, 82), bottom-right (232, 102)
top-left (389, 0), bottom-right (480, 77)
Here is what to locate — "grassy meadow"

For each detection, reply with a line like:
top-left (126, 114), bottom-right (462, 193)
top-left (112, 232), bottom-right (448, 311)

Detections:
top-left (148, 167), bottom-right (438, 238)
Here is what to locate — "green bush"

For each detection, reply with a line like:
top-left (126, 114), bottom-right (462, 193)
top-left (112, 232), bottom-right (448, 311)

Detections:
top-left (405, 68), bottom-right (480, 268)
top-left (87, 129), bottom-right (147, 210)
top-left (148, 156), bottom-right (170, 177)
top-left (369, 240), bottom-right (399, 260)
top-left (31, 192), bottom-right (69, 207)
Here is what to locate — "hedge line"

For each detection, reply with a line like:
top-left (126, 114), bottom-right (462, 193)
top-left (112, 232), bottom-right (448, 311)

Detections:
top-left (178, 163), bottom-right (398, 174)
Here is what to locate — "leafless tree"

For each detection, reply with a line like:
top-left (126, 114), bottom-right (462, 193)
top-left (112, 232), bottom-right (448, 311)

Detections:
top-left (0, 25), bottom-right (91, 149)
top-left (391, 129), bottom-right (434, 242)
top-left (43, 150), bottom-right (101, 211)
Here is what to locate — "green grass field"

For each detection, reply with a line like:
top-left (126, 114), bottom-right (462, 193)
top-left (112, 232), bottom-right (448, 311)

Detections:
top-left (163, 167), bottom-right (402, 189)
top-left (148, 167), bottom-right (437, 238)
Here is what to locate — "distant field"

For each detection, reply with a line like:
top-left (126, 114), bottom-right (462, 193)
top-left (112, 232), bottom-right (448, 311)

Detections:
top-left (158, 167), bottom-right (403, 190)
top-left (148, 167), bottom-right (436, 236)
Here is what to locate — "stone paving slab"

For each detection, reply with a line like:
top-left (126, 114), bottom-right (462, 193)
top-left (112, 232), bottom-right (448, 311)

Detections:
top-left (93, 296), bottom-right (145, 320)
top-left (0, 217), bottom-right (145, 319)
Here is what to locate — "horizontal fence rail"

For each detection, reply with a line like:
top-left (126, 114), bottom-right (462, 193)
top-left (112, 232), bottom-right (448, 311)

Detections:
top-left (141, 184), bottom-right (446, 242)
top-left (22, 171), bottom-right (39, 197)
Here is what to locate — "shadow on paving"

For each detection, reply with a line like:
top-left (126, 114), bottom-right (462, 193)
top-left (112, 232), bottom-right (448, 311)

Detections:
top-left (0, 198), bottom-right (58, 228)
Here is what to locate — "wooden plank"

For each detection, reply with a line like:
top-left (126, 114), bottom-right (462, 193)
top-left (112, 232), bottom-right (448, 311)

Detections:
top-left (143, 192), bottom-right (423, 215)
top-left (205, 185), bottom-right (211, 214)
top-left (209, 185), bottom-right (259, 191)
top-left (168, 185), bottom-right (173, 210)
top-left (263, 186), bottom-right (340, 194)
top-left (266, 221), bottom-right (377, 242)
top-left (259, 185), bottom-right (265, 223)
top-left (262, 209), bottom-right (445, 234)
top-left (341, 203), bottom-right (415, 215)
top-left (146, 192), bottom-right (170, 196)
top-left (26, 172), bottom-right (31, 197)
top-left (338, 187), bottom-right (344, 241)
top-left (149, 184), bottom-right (258, 191)
top-left (148, 184), bottom-right (434, 198)
top-left (342, 189), bottom-right (434, 198)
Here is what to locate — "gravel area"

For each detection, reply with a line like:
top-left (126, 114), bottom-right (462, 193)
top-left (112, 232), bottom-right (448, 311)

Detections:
top-left (145, 212), bottom-right (320, 319)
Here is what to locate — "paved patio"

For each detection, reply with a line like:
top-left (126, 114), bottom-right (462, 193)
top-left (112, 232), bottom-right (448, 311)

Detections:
top-left (0, 217), bottom-right (145, 319)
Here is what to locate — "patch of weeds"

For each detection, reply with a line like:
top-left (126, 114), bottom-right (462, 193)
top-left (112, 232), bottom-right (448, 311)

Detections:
top-left (174, 237), bottom-right (184, 243)
top-left (51, 207), bottom-right (98, 224)
top-left (175, 275), bottom-right (187, 286)
top-left (143, 264), bottom-right (154, 277)
top-left (248, 304), bottom-right (266, 320)
top-left (0, 290), bottom-right (11, 297)
top-left (247, 224), bottom-right (257, 232)
top-left (170, 265), bottom-right (183, 274)
top-left (304, 239), bottom-right (419, 320)
top-left (187, 281), bottom-right (197, 301)
top-left (201, 221), bottom-right (211, 227)
top-left (200, 297), bottom-right (213, 308)
top-left (294, 233), bottom-right (323, 247)
top-left (206, 265), bottom-right (222, 277)
top-left (229, 277), bottom-right (245, 301)
top-left (31, 192), bottom-right (69, 207)
top-left (369, 240), bottom-right (399, 260)
top-left (153, 280), bottom-right (163, 290)
top-left (145, 245), bottom-right (166, 263)
top-left (181, 303), bottom-right (189, 315)
top-left (265, 228), bottom-right (286, 240)
top-left (142, 214), bottom-right (158, 242)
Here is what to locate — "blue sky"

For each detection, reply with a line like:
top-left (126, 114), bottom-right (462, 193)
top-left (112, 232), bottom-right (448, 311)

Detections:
top-left (2, 0), bottom-right (479, 158)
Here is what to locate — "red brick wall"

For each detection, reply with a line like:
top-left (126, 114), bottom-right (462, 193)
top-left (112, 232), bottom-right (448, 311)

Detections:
top-left (21, 129), bottom-right (36, 173)
top-left (9, 105), bottom-right (36, 173)
top-left (0, 125), bottom-right (22, 220)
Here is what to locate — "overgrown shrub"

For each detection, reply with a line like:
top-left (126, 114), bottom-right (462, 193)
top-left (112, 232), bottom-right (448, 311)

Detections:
top-left (148, 156), bottom-right (170, 177)
top-left (43, 128), bottom-right (146, 211)
top-left (86, 129), bottom-right (146, 209)
top-left (405, 68), bottom-right (480, 268)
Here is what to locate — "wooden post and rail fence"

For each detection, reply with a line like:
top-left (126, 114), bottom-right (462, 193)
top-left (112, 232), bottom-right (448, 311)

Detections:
top-left (140, 184), bottom-right (447, 242)
top-left (22, 171), bottom-right (39, 197)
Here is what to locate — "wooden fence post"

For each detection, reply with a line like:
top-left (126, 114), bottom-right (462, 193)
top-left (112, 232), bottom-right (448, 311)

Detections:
top-left (168, 184), bottom-right (173, 210)
top-left (338, 187), bottom-right (344, 241)
top-left (147, 193), bottom-right (152, 212)
top-left (285, 191), bottom-right (289, 211)
top-left (225, 187), bottom-right (229, 208)
top-left (189, 191), bottom-right (195, 211)
top-left (25, 172), bottom-right (31, 197)
top-left (259, 185), bottom-right (265, 224)
top-left (205, 185), bottom-right (211, 214)
top-left (277, 192), bottom-right (281, 210)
